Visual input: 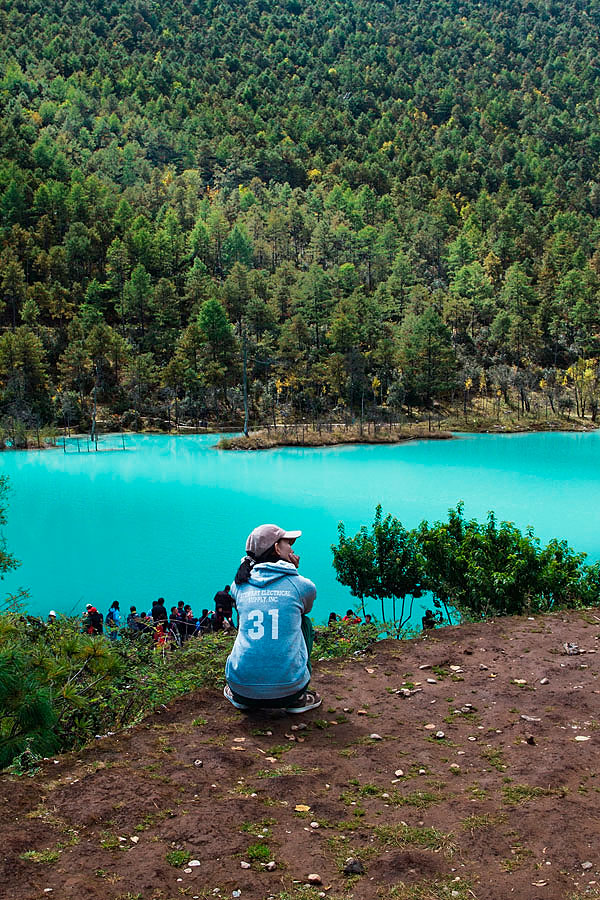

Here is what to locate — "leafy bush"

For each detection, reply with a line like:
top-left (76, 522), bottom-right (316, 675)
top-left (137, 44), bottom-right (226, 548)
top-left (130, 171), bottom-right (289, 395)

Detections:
top-left (333, 504), bottom-right (600, 625)
top-left (0, 648), bottom-right (57, 769)
top-left (314, 621), bottom-right (381, 657)
top-left (332, 504), bottom-right (424, 630)
top-left (0, 613), bottom-right (233, 770)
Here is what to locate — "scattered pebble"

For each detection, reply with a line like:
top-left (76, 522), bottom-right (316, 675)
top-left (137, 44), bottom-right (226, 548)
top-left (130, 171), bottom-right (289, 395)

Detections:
top-left (240, 862), bottom-right (251, 869)
top-left (427, 678), bottom-right (437, 684)
top-left (369, 733), bottom-right (382, 740)
top-left (394, 769), bottom-right (404, 777)
top-left (435, 731), bottom-right (445, 739)
top-left (232, 891), bottom-right (242, 898)
top-left (184, 868), bottom-right (192, 874)
top-left (310, 821), bottom-right (319, 828)
top-left (265, 861), bottom-right (277, 870)
top-left (307, 874), bottom-right (322, 885)
top-left (189, 860), bottom-right (201, 867)
top-left (582, 862), bottom-right (593, 870)
top-left (540, 678), bottom-right (550, 685)
top-left (521, 715), bottom-right (541, 723)
top-left (468, 736), bottom-right (477, 742)
top-left (450, 763), bottom-right (460, 770)
top-left (419, 768), bottom-right (426, 775)
top-left (576, 736), bottom-right (591, 742)
top-left (130, 836), bottom-right (139, 844)
top-left (194, 759), bottom-right (203, 767)
top-left (424, 723), bottom-right (436, 730)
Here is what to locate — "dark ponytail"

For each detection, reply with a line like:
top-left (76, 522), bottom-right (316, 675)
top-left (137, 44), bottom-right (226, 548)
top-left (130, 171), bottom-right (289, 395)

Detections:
top-left (235, 556), bottom-right (254, 585)
top-left (234, 544), bottom-right (280, 585)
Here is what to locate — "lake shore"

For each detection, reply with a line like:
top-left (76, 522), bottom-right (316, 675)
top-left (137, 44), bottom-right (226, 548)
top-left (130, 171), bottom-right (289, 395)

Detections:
top-left (3, 410), bottom-right (597, 452)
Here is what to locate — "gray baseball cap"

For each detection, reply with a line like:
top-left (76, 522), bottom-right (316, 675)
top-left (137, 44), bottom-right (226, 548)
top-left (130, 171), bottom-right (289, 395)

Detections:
top-left (246, 523), bottom-right (302, 558)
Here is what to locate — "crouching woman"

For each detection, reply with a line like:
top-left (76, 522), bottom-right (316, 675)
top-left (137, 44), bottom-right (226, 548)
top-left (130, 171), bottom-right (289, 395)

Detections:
top-left (224, 524), bottom-right (322, 714)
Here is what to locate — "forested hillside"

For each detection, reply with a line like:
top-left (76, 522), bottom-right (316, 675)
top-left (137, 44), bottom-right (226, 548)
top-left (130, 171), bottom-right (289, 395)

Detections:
top-left (2, 0), bottom-right (600, 440)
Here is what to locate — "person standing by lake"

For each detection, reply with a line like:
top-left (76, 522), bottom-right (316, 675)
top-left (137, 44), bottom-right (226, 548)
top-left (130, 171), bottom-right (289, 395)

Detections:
top-left (106, 601), bottom-right (121, 640)
top-left (83, 604), bottom-right (103, 635)
top-left (224, 524), bottom-right (322, 713)
top-left (212, 584), bottom-right (235, 629)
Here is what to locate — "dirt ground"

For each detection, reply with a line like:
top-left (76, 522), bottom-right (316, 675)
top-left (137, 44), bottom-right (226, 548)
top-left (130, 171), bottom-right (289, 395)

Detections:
top-left (3, 608), bottom-right (600, 900)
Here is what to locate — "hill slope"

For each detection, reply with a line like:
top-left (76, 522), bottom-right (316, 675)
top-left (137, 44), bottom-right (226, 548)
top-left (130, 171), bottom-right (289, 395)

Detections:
top-left (2, 1), bottom-right (600, 435)
top-left (4, 608), bottom-right (600, 900)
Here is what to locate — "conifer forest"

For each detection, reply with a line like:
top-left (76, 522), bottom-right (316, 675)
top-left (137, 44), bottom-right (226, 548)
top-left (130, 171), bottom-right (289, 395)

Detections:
top-left (2, 0), bottom-right (600, 440)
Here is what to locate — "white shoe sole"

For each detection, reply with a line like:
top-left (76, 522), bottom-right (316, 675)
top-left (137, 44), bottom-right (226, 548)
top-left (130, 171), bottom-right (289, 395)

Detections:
top-left (223, 685), bottom-right (249, 710)
top-left (285, 693), bottom-right (322, 714)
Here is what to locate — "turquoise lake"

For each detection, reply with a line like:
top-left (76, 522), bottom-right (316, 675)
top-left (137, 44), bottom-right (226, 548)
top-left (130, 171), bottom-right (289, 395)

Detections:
top-left (1, 431), bottom-right (599, 624)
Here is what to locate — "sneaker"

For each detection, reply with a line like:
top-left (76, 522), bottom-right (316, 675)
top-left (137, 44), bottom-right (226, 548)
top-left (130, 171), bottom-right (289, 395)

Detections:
top-left (285, 691), bottom-right (322, 714)
top-left (223, 684), bottom-right (249, 710)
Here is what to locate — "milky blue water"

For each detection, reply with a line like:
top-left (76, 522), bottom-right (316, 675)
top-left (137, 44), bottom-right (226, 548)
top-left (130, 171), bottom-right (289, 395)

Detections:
top-left (1, 431), bottom-right (599, 624)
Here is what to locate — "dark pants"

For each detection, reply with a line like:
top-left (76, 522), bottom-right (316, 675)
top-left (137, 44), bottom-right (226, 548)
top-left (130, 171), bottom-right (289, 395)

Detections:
top-left (230, 615), bottom-right (314, 709)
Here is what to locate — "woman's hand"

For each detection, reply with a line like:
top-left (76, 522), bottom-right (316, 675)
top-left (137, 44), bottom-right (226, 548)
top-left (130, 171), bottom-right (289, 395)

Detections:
top-left (276, 538), bottom-right (300, 567)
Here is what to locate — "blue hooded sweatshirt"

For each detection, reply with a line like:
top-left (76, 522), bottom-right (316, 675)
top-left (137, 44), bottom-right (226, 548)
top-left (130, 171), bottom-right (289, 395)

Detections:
top-left (226, 560), bottom-right (316, 700)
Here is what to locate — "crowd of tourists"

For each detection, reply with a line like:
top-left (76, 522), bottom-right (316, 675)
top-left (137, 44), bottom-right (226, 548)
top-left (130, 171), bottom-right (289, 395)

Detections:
top-left (41, 599), bottom-right (382, 644)
top-left (43, 599), bottom-right (432, 642)
top-left (77, 586), bottom-right (236, 645)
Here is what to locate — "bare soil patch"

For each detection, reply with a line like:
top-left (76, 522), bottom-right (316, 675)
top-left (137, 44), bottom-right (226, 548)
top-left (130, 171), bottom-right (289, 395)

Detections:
top-left (4, 609), bottom-right (600, 900)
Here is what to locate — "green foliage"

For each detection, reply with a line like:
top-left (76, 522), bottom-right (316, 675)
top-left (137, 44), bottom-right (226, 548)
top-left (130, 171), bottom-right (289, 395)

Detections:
top-left (165, 849), bottom-right (191, 867)
top-left (0, 476), bottom-right (18, 584)
top-left (314, 620), bottom-right (380, 657)
top-left (332, 504), bottom-right (423, 628)
top-left (0, 612), bottom-right (233, 770)
top-left (246, 842), bottom-right (271, 862)
top-left (418, 503), bottom-right (600, 619)
top-left (0, 649), bottom-right (58, 768)
top-left (333, 504), bottom-right (600, 626)
top-left (1, 0), bottom-right (600, 429)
